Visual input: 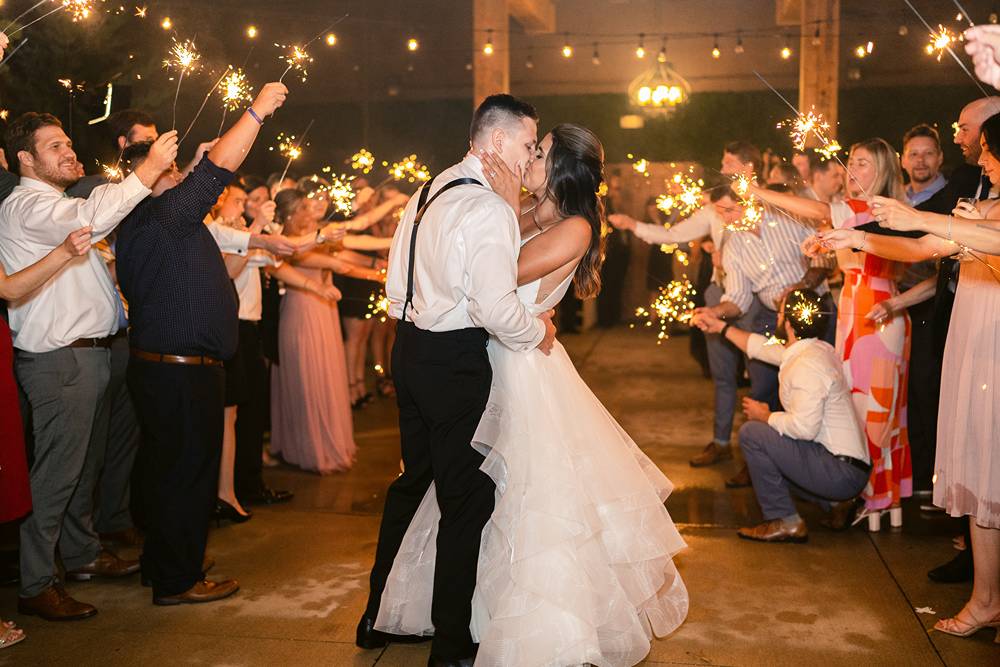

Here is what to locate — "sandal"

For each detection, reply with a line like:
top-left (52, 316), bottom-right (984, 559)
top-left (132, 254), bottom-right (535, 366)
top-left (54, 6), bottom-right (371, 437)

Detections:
top-left (0, 621), bottom-right (25, 650)
top-left (934, 608), bottom-right (1000, 642)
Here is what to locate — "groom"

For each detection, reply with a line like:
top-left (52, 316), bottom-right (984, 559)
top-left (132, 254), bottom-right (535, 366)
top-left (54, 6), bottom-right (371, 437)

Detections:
top-left (357, 94), bottom-right (556, 667)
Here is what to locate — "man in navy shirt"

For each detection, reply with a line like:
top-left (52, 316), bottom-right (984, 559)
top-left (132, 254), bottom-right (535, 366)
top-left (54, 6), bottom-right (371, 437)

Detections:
top-left (116, 82), bottom-right (296, 606)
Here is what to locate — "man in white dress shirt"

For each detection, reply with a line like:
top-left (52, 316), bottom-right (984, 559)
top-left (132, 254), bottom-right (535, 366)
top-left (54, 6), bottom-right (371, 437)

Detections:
top-left (693, 289), bottom-right (869, 543)
top-left (0, 112), bottom-right (177, 620)
top-left (608, 141), bottom-right (767, 469)
top-left (359, 94), bottom-right (555, 667)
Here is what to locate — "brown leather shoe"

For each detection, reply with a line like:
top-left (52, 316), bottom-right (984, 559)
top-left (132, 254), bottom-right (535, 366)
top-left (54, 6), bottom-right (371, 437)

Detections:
top-left (689, 442), bottom-right (733, 467)
top-left (820, 499), bottom-right (859, 531)
top-left (18, 585), bottom-right (97, 621)
top-left (153, 578), bottom-right (239, 606)
top-left (725, 464), bottom-right (753, 488)
top-left (737, 518), bottom-right (809, 543)
top-left (65, 549), bottom-right (140, 581)
top-left (141, 554), bottom-right (216, 588)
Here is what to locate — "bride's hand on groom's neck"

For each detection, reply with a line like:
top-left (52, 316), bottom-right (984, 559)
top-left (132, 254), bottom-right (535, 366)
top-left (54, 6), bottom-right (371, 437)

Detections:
top-left (480, 149), bottom-right (522, 214)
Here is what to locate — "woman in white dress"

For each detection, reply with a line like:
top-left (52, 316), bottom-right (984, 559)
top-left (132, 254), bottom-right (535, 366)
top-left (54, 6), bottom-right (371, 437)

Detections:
top-left (375, 124), bottom-right (689, 666)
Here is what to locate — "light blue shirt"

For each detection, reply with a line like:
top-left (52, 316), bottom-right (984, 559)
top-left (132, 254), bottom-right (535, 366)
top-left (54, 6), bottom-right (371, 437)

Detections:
top-left (906, 173), bottom-right (947, 206)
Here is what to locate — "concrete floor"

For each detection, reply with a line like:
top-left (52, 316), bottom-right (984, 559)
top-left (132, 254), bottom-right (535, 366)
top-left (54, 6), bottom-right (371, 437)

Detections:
top-left (1, 326), bottom-right (996, 666)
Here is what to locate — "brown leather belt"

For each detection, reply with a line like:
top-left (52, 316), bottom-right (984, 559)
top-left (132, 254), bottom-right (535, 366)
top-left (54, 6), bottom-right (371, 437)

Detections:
top-left (130, 348), bottom-right (223, 367)
top-left (68, 336), bottom-right (113, 349)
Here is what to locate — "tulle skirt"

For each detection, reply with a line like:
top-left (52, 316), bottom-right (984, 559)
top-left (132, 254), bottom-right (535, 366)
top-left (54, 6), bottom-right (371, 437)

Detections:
top-left (376, 339), bottom-right (688, 666)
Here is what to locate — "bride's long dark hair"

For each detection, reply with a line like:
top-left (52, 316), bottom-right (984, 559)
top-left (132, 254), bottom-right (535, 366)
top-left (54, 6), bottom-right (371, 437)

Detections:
top-left (543, 123), bottom-right (607, 299)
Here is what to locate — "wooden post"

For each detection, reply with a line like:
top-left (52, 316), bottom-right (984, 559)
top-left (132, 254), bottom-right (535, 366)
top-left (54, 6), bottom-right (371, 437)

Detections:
top-left (799, 0), bottom-right (840, 139)
top-left (473, 0), bottom-right (510, 108)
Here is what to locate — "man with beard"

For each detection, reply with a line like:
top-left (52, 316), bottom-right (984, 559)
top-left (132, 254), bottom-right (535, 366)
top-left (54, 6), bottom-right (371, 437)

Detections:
top-left (0, 112), bottom-right (177, 620)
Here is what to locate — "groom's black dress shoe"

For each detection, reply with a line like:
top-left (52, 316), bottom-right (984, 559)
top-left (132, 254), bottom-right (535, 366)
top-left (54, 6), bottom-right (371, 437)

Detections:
top-left (355, 616), bottom-right (432, 649)
top-left (427, 656), bottom-right (475, 667)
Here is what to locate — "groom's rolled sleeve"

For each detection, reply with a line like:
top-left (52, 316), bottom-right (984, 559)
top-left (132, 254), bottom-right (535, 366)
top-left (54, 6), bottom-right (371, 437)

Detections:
top-left (462, 200), bottom-right (545, 351)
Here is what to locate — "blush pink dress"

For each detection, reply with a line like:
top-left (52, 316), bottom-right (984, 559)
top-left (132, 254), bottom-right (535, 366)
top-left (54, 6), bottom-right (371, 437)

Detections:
top-left (270, 267), bottom-right (356, 473)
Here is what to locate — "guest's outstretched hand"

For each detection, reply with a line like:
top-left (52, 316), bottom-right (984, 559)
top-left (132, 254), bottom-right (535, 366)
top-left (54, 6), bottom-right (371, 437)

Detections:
top-left (965, 26), bottom-right (1000, 90)
top-left (0, 32), bottom-right (8, 60)
top-left (800, 234), bottom-right (826, 258)
top-left (250, 82), bottom-right (289, 119)
top-left (871, 196), bottom-right (923, 232)
top-left (816, 228), bottom-right (862, 251)
top-left (607, 213), bottom-right (638, 231)
top-left (133, 131), bottom-right (179, 187)
top-left (319, 222), bottom-right (347, 245)
top-left (61, 226), bottom-right (93, 257)
top-left (255, 233), bottom-right (300, 257)
top-left (690, 309), bottom-right (724, 334)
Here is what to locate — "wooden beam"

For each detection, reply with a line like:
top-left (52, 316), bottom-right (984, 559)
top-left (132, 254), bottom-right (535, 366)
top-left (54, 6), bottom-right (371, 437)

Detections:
top-left (473, 0), bottom-right (510, 108)
top-left (776, 0), bottom-right (801, 26)
top-left (799, 0), bottom-right (840, 139)
top-left (509, 0), bottom-right (555, 34)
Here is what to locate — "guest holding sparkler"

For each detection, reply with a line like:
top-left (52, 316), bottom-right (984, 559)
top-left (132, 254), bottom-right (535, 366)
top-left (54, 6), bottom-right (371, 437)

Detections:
top-left (115, 82), bottom-right (300, 606)
top-left (0, 113), bottom-right (178, 621)
top-left (269, 188), bottom-right (386, 474)
top-left (748, 138), bottom-right (912, 531)
top-left (691, 289), bottom-right (869, 543)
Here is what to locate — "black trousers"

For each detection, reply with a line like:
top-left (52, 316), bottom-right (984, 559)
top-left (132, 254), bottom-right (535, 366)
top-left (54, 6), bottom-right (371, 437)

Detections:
top-left (233, 321), bottom-right (267, 498)
top-left (365, 322), bottom-right (494, 660)
top-left (127, 358), bottom-right (224, 598)
top-left (907, 299), bottom-right (941, 491)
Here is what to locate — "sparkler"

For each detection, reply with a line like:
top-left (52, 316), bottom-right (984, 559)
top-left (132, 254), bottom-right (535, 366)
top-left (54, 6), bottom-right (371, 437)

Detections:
top-left (727, 197), bottom-right (764, 233)
top-left (2, 0), bottom-right (51, 32)
top-left (216, 68), bottom-right (254, 136)
top-left (655, 169), bottom-right (704, 218)
top-left (365, 290), bottom-right (390, 322)
top-left (903, 0), bottom-right (998, 105)
top-left (628, 154), bottom-right (650, 177)
top-left (6, 0), bottom-right (97, 37)
top-left (315, 168), bottom-right (357, 216)
top-left (951, 0), bottom-right (975, 27)
top-left (379, 154), bottom-right (430, 185)
top-left (633, 279), bottom-right (697, 344)
top-left (926, 25), bottom-right (958, 62)
top-left (163, 37), bottom-right (201, 131)
top-left (100, 161), bottom-right (124, 182)
top-left (350, 148), bottom-right (376, 174)
top-left (272, 119), bottom-right (315, 184)
top-left (0, 37), bottom-right (29, 68)
top-left (277, 43), bottom-right (313, 83)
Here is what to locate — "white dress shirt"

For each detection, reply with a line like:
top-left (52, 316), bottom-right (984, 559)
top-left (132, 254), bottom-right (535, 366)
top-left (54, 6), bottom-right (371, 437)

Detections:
top-left (633, 205), bottom-right (727, 251)
top-left (205, 218), bottom-right (251, 255)
top-left (385, 154), bottom-right (544, 352)
top-left (746, 334), bottom-right (868, 461)
top-left (721, 209), bottom-right (830, 313)
top-left (0, 173), bottom-right (151, 352)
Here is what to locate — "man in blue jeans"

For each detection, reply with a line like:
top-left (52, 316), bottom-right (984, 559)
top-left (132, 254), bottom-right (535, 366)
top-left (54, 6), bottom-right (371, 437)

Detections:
top-left (690, 186), bottom-right (835, 487)
top-left (692, 289), bottom-right (869, 543)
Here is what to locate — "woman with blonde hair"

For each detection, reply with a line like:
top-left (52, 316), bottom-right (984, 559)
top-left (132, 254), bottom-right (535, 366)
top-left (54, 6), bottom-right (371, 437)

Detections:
top-left (747, 138), bottom-right (912, 531)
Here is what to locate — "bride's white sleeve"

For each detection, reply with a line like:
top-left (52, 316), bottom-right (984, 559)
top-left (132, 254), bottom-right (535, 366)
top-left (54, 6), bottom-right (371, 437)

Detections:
top-left (463, 199), bottom-right (545, 351)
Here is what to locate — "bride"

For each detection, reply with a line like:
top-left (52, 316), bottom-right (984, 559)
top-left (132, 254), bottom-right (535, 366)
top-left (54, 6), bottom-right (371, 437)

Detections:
top-left (375, 124), bottom-right (688, 666)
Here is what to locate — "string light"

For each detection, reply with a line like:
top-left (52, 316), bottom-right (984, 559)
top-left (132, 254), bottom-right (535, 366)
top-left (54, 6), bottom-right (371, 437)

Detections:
top-left (246, 25), bottom-right (258, 39)
top-left (635, 33), bottom-right (646, 59)
top-left (657, 36), bottom-right (667, 63)
top-left (811, 27), bottom-right (822, 46)
top-left (780, 35), bottom-right (793, 60)
top-left (711, 34), bottom-right (721, 59)
top-left (854, 40), bottom-right (874, 58)
top-left (898, 24), bottom-right (909, 36)
top-left (591, 42), bottom-right (600, 65)
top-left (407, 37), bottom-right (419, 51)
top-left (483, 29), bottom-right (494, 55)
top-left (561, 33), bottom-right (573, 58)
top-left (325, 33), bottom-right (337, 46)
top-left (525, 52), bottom-right (534, 69)
top-left (160, 16), bottom-right (171, 30)
top-left (734, 32), bottom-right (745, 54)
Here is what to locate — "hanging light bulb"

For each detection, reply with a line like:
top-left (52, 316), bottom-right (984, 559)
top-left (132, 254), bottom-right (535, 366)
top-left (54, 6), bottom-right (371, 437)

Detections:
top-left (561, 33), bottom-right (573, 58)
top-left (898, 24), bottom-right (909, 36)
top-left (161, 16), bottom-right (172, 30)
top-left (525, 52), bottom-right (534, 69)
top-left (812, 27), bottom-right (822, 46)
top-left (734, 32), bottom-right (745, 54)
top-left (483, 29), bottom-right (494, 56)
top-left (657, 36), bottom-right (667, 63)
top-left (780, 36), bottom-right (793, 60)
top-left (325, 33), bottom-right (337, 47)
top-left (591, 42), bottom-right (600, 65)
top-left (636, 33), bottom-right (646, 59)
top-left (854, 44), bottom-right (866, 58)
top-left (246, 25), bottom-right (258, 39)
top-left (407, 37), bottom-right (419, 52)
top-left (711, 34), bottom-right (721, 59)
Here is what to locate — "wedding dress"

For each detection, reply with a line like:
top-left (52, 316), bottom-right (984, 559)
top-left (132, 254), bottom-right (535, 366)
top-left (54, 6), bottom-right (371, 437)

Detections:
top-left (376, 261), bottom-right (689, 667)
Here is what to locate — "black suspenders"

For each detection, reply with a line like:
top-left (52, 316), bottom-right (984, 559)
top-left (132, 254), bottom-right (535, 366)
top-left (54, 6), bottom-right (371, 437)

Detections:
top-left (401, 176), bottom-right (482, 322)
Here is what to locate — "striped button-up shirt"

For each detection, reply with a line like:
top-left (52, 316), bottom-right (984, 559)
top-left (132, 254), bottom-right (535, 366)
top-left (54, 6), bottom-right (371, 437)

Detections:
top-left (721, 208), bottom-right (832, 314)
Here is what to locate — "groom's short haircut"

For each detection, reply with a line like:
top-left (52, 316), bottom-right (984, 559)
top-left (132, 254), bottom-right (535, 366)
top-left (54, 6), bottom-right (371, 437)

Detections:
top-left (470, 94), bottom-right (538, 144)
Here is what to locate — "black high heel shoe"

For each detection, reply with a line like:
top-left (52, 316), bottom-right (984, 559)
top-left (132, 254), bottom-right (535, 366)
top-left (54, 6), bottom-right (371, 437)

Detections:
top-left (214, 499), bottom-right (252, 526)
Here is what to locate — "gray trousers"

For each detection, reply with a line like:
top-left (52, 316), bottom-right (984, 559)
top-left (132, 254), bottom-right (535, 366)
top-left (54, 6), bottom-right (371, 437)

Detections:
top-left (738, 421), bottom-right (868, 521)
top-left (90, 335), bottom-right (140, 534)
top-left (16, 346), bottom-right (110, 597)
